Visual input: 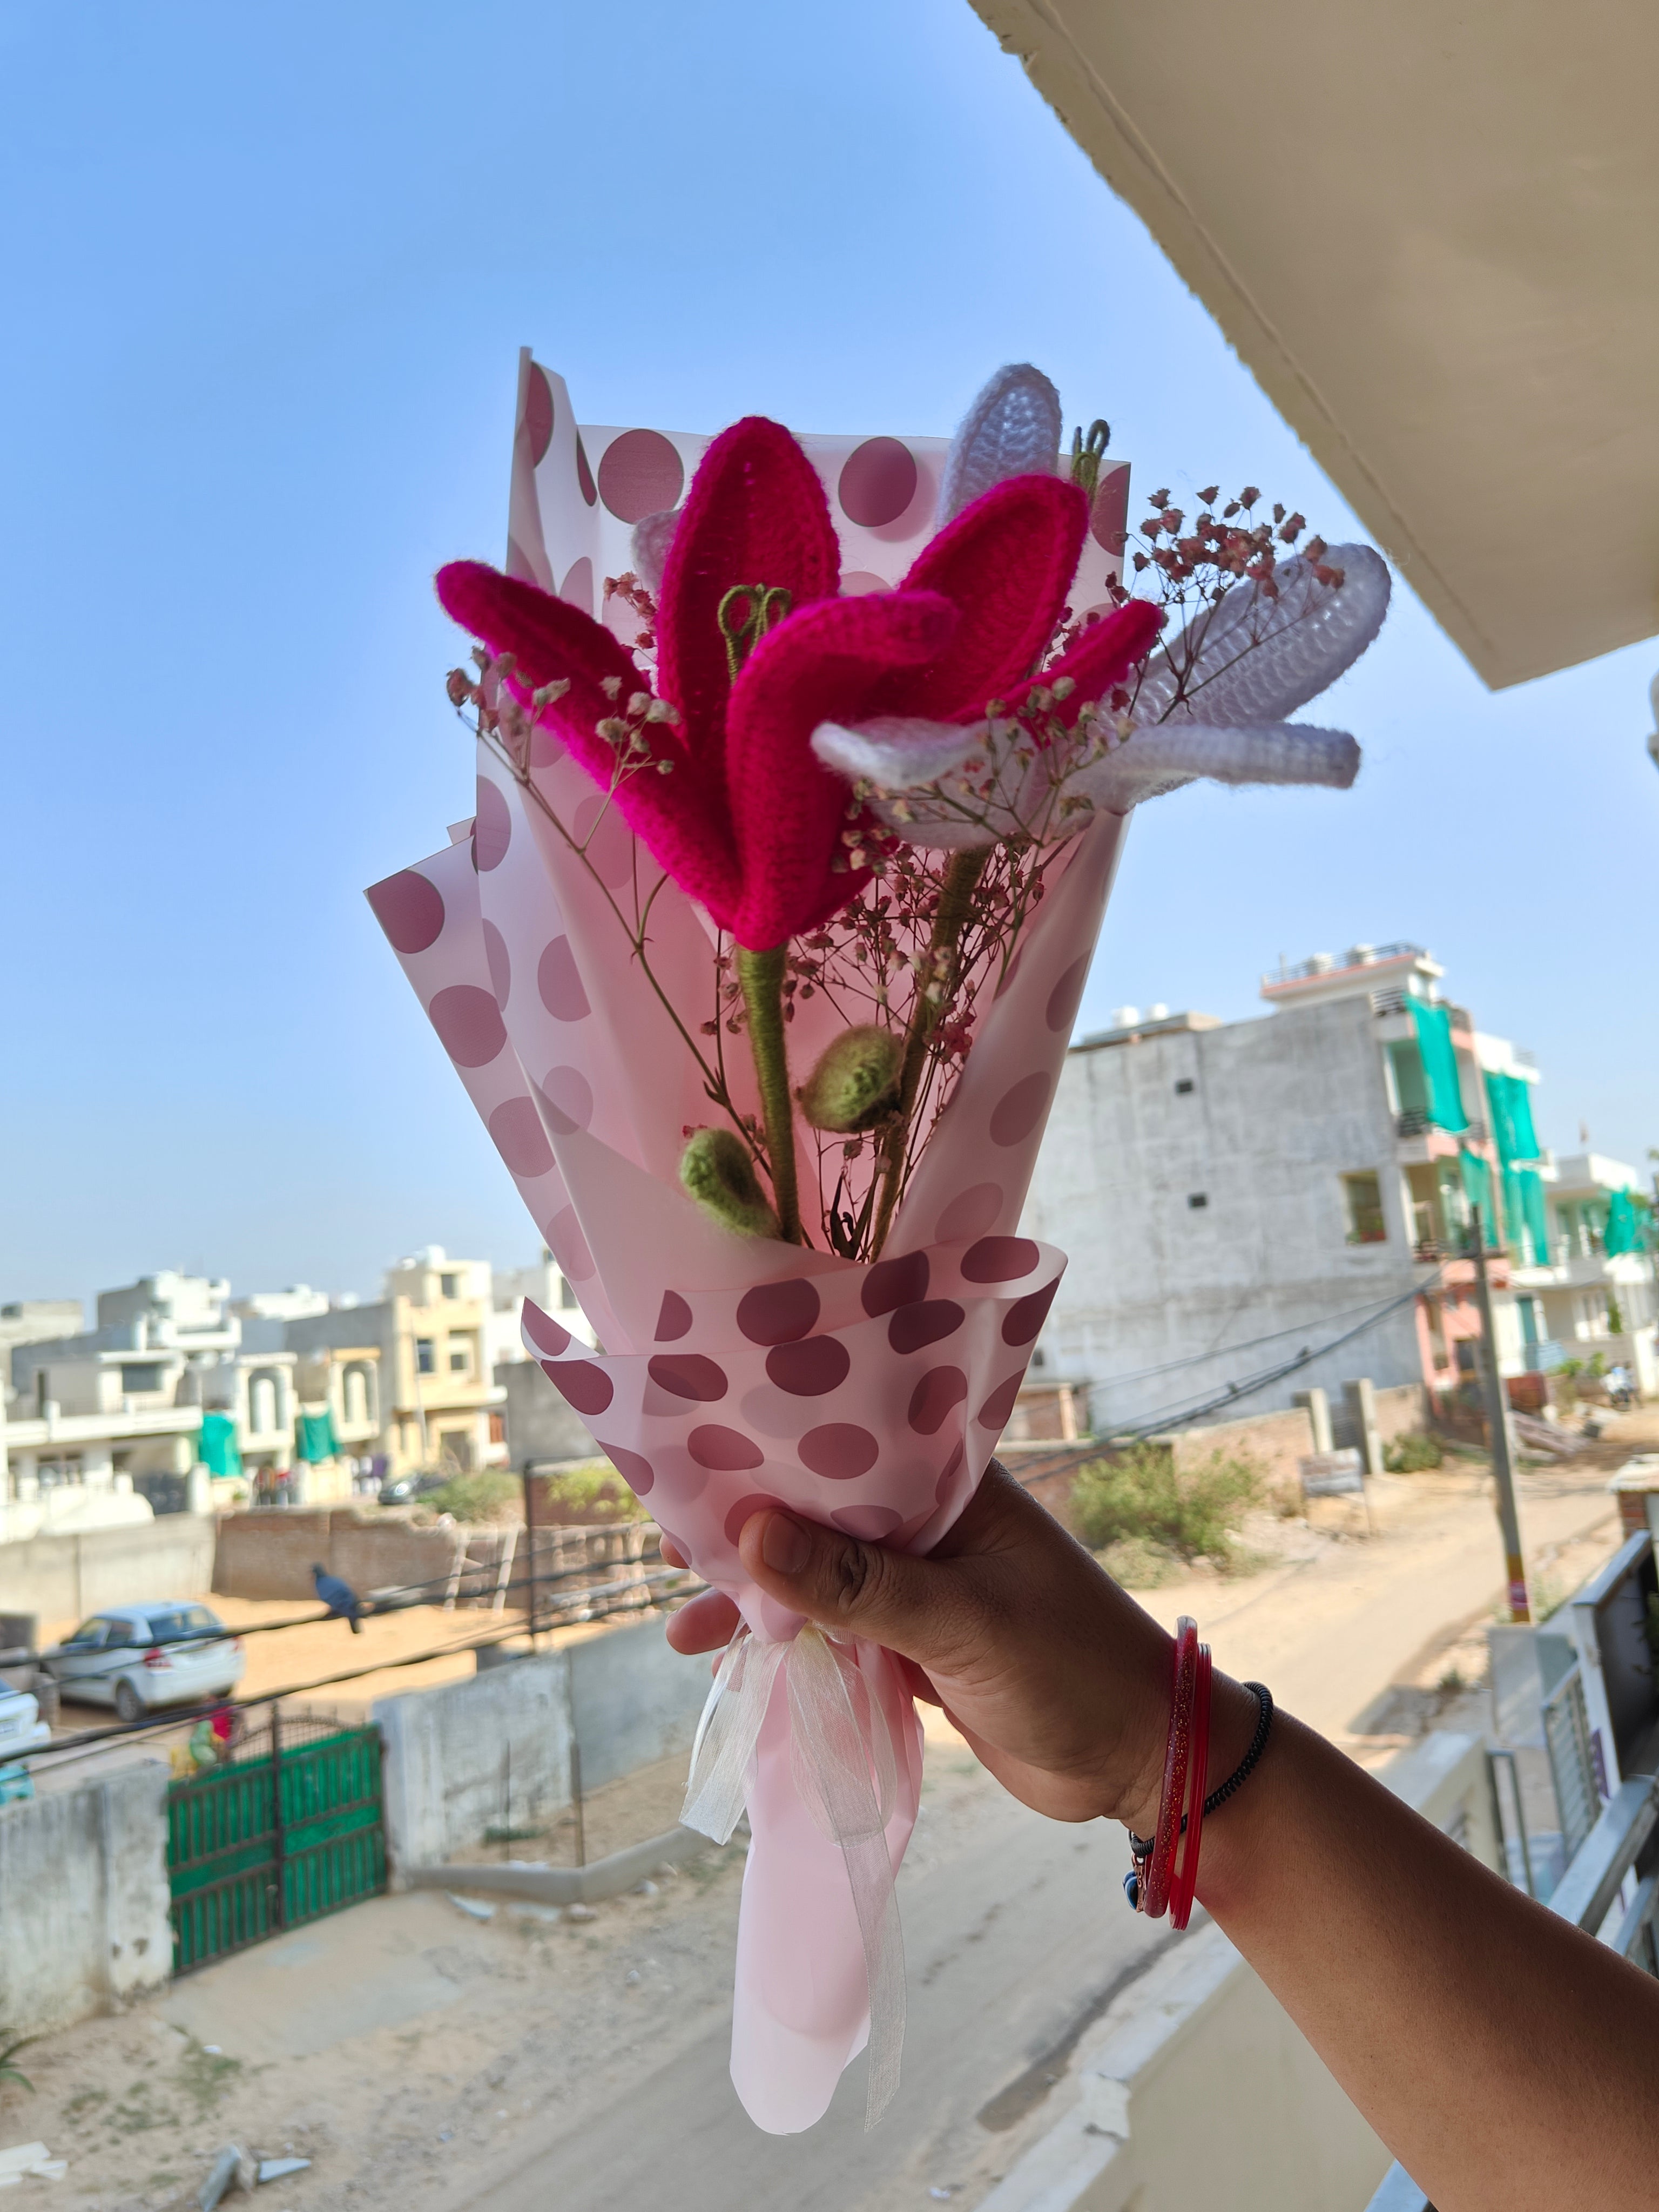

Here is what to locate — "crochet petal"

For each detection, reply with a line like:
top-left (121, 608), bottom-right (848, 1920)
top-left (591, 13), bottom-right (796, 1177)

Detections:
top-left (810, 715), bottom-right (987, 790)
top-left (435, 561), bottom-right (741, 925)
top-left (936, 364), bottom-right (1063, 527)
top-left (654, 416), bottom-right (841, 768)
top-left (1001, 596), bottom-right (1164, 718)
top-left (1081, 721), bottom-right (1361, 813)
top-left (724, 590), bottom-right (959, 948)
top-left (1131, 546), bottom-right (1390, 727)
top-left (871, 474), bottom-right (1088, 721)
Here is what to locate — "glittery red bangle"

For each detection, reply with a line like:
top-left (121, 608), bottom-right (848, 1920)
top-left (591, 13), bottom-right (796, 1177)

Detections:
top-left (1169, 1642), bottom-right (1212, 1930)
top-left (1140, 1617), bottom-right (1198, 1920)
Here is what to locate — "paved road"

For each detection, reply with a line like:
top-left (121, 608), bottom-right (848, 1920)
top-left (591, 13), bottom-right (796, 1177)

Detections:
top-left (444, 1783), bottom-right (1172, 2212)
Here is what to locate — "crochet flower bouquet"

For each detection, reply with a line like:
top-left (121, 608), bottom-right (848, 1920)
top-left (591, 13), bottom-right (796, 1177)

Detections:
top-left (369, 356), bottom-right (1389, 2132)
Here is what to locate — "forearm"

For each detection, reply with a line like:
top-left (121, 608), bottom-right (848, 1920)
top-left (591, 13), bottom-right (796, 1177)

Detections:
top-left (1197, 1681), bottom-right (1659, 2211)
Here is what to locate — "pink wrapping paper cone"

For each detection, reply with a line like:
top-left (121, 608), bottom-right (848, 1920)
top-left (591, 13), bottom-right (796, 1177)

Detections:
top-left (367, 360), bottom-right (1132, 2132)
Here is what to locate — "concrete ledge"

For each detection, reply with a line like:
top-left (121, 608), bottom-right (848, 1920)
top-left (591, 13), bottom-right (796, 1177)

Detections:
top-left (402, 1822), bottom-right (718, 1905)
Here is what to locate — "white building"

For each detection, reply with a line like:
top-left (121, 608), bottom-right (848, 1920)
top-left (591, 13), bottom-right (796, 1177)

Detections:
top-left (1021, 944), bottom-right (1624, 1435)
top-left (1511, 1155), bottom-right (1658, 1396)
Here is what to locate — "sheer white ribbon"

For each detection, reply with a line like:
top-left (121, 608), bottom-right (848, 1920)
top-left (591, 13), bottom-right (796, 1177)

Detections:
top-left (682, 1622), bottom-right (907, 2127)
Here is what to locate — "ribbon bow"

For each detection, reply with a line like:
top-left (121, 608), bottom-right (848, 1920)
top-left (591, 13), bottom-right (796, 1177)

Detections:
top-left (682, 1622), bottom-right (907, 2127)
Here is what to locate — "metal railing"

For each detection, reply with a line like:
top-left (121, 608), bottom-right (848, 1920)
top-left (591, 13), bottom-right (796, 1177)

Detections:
top-left (1365, 1770), bottom-right (1659, 2211)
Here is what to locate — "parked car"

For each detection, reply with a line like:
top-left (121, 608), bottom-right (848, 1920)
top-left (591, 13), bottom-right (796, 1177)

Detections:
top-left (0, 1685), bottom-right (51, 1758)
top-left (377, 1469), bottom-right (449, 1508)
top-left (46, 1603), bottom-right (245, 1723)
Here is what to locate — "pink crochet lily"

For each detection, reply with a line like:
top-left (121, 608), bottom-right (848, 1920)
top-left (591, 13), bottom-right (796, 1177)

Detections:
top-left (436, 414), bottom-right (1107, 952)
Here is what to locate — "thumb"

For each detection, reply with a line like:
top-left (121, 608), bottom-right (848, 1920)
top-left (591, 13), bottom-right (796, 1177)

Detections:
top-left (738, 1507), bottom-right (974, 1671)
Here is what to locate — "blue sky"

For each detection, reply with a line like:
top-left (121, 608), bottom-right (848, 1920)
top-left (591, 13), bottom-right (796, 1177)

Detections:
top-left (3, 0), bottom-right (1654, 1312)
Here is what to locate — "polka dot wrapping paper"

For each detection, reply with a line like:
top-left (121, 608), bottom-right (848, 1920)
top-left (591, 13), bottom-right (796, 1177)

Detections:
top-left (366, 360), bottom-right (1132, 2134)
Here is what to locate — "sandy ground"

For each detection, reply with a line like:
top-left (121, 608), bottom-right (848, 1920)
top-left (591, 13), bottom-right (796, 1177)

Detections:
top-left (7, 1426), bottom-right (1640, 2211)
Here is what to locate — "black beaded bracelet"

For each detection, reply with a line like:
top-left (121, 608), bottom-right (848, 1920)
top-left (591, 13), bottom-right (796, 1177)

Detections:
top-left (1125, 1680), bottom-right (1275, 1880)
top-left (1202, 1681), bottom-right (1273, 1817)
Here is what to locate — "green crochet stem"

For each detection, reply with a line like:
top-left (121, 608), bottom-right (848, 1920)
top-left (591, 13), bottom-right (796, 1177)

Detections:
top-left (737, 943), bottom-right (802, 1244)
top-left (868, 846), bottom-right (991, 1260)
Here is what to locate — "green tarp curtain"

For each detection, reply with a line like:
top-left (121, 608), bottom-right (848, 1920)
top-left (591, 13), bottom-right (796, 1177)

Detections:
top-left (1459, 1149), bottom-right (1499, 1247)
top-left (1408, 999), bottom-right (1468, 1132)
top-left (1503, 1165), bottom-right (1552, 1264)
top-left (197, 1411), bottom-right (241, 1478)
top-left (294, 1407), bottom-right (343, 1464)
top-left (1484, 1070), bottom-right (1540, 1165)
top-left (1606, 1188), bottom-right (1651, 1257)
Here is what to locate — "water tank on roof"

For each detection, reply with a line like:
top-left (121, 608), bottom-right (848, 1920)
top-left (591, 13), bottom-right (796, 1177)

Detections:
top-left (1110, 1006), bottom-right (1141, 1029)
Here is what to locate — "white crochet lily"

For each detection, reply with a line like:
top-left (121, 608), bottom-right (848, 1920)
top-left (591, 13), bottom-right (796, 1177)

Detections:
top-left (812, 542), bottom-right (1391, 849)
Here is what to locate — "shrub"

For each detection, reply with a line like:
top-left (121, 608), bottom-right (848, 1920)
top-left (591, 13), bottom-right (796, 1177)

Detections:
top-left (427, 1468), bottom-right (521, 1523)
top-left (1070, 1444), bottom-right (1262, 1563)
top-left (1384, 1431), bottom-right (1444, 1473)
top-left (538, 1460), bottom-right (651, 1524)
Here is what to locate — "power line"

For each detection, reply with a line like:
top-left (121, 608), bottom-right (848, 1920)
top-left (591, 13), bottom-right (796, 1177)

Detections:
top-left (1060, 1283), bottom-right (1424, 1393)
top-left (1108, 1262), bottom-right (1447, 1438)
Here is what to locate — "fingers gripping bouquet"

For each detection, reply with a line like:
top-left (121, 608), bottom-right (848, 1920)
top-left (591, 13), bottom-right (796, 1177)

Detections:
top-left (369, 359), bottom-right (1390, 2131)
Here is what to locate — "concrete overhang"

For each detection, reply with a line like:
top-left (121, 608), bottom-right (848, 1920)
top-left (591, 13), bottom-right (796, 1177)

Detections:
top-left (968, 0), bottom-right (1659, 687)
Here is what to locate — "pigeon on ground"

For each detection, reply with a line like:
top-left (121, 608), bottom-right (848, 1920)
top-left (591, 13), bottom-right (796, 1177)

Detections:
top-left (312, 1563), bottom-right (364, 1633)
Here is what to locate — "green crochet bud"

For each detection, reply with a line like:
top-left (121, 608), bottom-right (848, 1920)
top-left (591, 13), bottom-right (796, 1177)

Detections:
top-left (679, 1127), bottom-right (781, 1239)
top-left (798, 1024), bottom-right (903, 1134)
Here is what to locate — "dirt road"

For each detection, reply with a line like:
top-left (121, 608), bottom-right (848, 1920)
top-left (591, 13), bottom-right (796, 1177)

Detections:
top-left (17, 1451), bottom-right (1623, 2212)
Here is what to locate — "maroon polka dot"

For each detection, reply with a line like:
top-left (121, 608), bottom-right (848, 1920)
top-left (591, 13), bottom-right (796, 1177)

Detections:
top-left (688, 1425), bottom-right (764, 1472)
top-left (831, 1505), bottom-right (902, 1541)
top-left (799, 1424), bottom-right (879, 1480)
top-left (1091, 463), bottom-right (1131, 555)
top-left (547, 1204), bottom-right (595, 1282)
top-left (597, 429), bottom-right (685, 524)
top-left (366, 869), bottom-right (445, 954)
top-left (489, 1095), bottom-right (555, 1177)
top-left (934, 1441), bottom-right (966, 1503)
top-left (525, 363), bottom-right (555, 466)
top-left (559, 556), bottom-right (594, 618)
top-left (474, 777), bottom-right (512, 870)
top-left (888, 1300), bottom-right (965, 1355)
top-left (766, 1338), bottom-right (851, 1397)
top-left (861, 1250), bottom-right (929, 1317)
top-left (575, 433), bottom-right (597, 507)
top-left (537, 1066), bottom-right (594, 1135)
top-left (571, 794), bottom-right (635, 887)
top-left (840, 570), bottom-right (888, 597)
top-left (723, 1492), bottom-right (790, 1545)
top-left (482, 921), bottom-right (511, 1006)
top-left (598, 1442), bottom-right (654, 1497)
top-left (1003, 1281), bottom-right (1059, 1346)
top-left (429, 984), bottom-right (506, 1068)
top-left (1047, 952), bottom-right (1092, 1035)
top-left (963, 1236), bottom-right (1040, 1284)
top-left (995, 946), bottom-right (1025, 1000)
top-left (551, 1360), bottom-right (613, 1415)
top-left (990, 1072), bottom-right (1052, 1148)
top-left (936, 1183), bottom-right (1003, 1242)
top-left (736, 1277), bottom-right (821, 1345)
top-left (976, 1371), bottom-right (1025, 1432)
top-left (530, 717), bottom-right (565, 769)
top-left (522, 1305), bottom-right (571, 1358)
top-left (908, 1367), bottom-right (967, 1435)
top-left (655, 1291), bottom-right (692, 1341)
top-left (838, 437), bottom-right (918, 529)
top-left (647, 1354), bottom-right (728, 1403)
top-left (538, 936), bottom-right (591, 1022)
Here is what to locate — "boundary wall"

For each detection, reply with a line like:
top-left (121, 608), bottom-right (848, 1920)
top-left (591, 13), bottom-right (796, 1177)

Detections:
top-left (974, 1731), bottom-right (1498, 2212)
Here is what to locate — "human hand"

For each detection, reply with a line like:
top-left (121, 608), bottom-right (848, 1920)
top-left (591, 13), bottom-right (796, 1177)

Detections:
top-left (664, 1460), bottom-right (1184, 1836)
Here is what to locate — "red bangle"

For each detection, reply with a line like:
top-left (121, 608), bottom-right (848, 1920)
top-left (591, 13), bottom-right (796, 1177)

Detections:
top-left (1169, 1642), bottom-right (1212, 1930)
top-left (1139, 1618), bottom-right (1198, 1919)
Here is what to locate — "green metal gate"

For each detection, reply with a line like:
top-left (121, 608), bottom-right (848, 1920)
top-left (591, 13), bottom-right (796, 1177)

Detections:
top-left (167, 1711), bottom-right (386, 1973)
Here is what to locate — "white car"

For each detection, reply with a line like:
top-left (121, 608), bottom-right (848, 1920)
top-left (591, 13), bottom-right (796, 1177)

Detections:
top-left (0, 1686), bottom-right (51, 1758)
top-left (48, 1603), bottom-right (245, 1724)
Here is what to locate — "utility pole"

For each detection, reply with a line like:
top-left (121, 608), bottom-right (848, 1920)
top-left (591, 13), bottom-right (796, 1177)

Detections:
top-left (1468, 1212), bottom-right (1531, 1623)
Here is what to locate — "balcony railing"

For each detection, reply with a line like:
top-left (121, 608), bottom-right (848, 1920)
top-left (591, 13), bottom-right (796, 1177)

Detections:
top-left (1364, 1768), bottom-right (1659, 2210)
